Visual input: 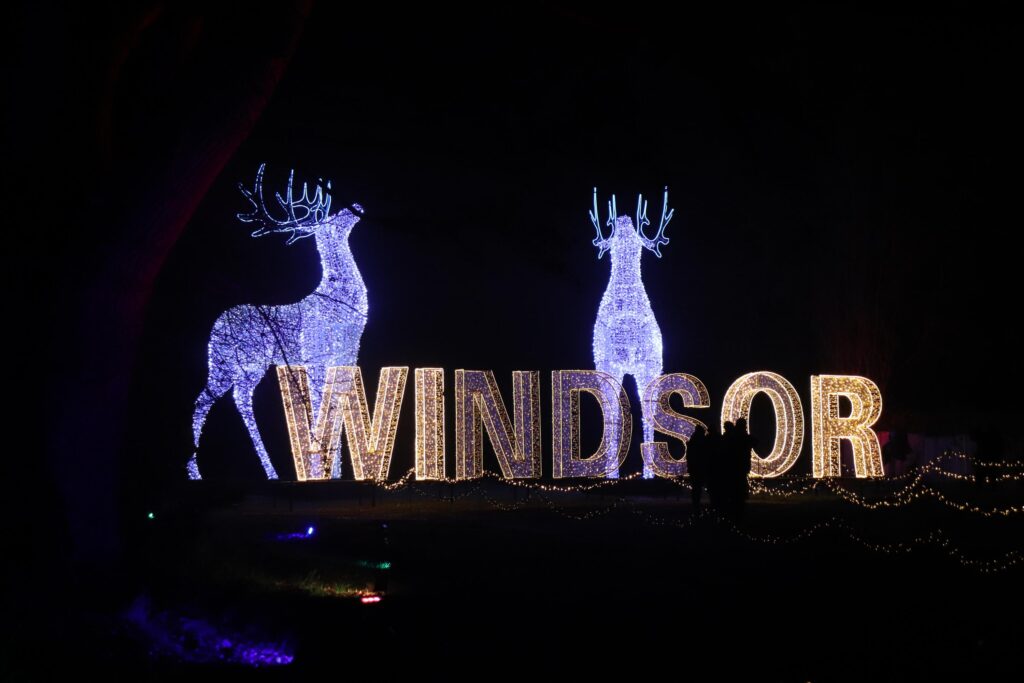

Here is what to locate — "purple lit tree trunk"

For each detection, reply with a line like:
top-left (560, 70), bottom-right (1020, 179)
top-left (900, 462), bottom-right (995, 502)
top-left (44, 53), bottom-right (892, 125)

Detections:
top-left (43, 2), bottom-right (312, 572)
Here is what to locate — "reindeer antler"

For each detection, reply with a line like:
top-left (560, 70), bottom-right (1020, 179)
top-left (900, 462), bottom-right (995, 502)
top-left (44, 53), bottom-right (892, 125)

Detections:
top-left (590, 187), bottom-right (618, 259)
top-left (636, 186), bottom-right (673, 258)
top-left (238, 163), bottom-right (333, 244)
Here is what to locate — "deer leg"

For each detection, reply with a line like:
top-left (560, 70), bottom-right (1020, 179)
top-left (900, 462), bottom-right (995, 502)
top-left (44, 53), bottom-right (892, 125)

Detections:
top-left (233, 381), bottom-right (280, 480)
top-left (187, 377), bottom-right (232, 480)
top-left (596, 362), bottom-right (625, 480)
top-left (634, 368), bottom-right (661, 480)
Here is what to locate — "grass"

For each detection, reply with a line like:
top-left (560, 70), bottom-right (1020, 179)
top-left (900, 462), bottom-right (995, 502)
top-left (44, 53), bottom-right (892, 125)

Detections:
top-left (27, 477), bottom-right (1022, 678)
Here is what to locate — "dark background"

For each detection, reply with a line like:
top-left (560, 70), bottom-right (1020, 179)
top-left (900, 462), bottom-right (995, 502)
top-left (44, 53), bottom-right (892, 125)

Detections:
top-left (135, 5), bottom-right (1022, 481)
top-left (7, 1), bottom-right (1022, 581)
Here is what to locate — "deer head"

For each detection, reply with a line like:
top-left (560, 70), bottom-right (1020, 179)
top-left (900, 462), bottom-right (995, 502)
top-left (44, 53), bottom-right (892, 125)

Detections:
top-left (589, 186), bottom-right (674, 258)
top-left (238, 163), bottom-right (362, 244)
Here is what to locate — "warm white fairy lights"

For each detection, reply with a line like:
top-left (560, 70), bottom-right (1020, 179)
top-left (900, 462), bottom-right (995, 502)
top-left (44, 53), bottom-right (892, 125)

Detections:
top-left (821, 477), bottom-right (1022, 516)
top-left (811, 375), bottom-right (884, 478)
top-left (640, 373), bottom-right (710, 478)
top-left (589, 187), bottom-right (674, 479)
top-left (455, 370), bottom-right (541, 480)
top-left (736, 453), bottom-right (1024, 517)
top-left (379, 449), bottom-right (1022, 517)
top-left (318, 460), bottom-right (1024, 574)
top-left (276, 365), bottom-right (344, 480)
top-left (551, 370), bottom-right (632, 478)
top-left (188, 164), bottom-right (368, 480)
top-left (223, 355), bottom-right (907, 484)
top-left (721, 372), bottom-right (804, 477)
top-left (336, 366), bottom-right (408, 481)
top-left (276, 365), bottom-right (407, 481)
top-left (264, 363), bottom-right (905, 482)
top-left (415, 368), bottom-right (445, 480)
top-left (251, 446), bottom-right (1021, 572)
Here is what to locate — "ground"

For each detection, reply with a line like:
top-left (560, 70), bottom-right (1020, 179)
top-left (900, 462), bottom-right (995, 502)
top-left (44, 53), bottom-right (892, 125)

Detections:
top-left (11, 475), bottom-right (1023, 680)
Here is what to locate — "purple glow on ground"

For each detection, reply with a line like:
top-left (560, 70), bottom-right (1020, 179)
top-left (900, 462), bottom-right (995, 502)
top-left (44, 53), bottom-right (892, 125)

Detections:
top-left (271, 525), bottom-right (316, 541)
top-left (124, 596), bottom-right (294, 667)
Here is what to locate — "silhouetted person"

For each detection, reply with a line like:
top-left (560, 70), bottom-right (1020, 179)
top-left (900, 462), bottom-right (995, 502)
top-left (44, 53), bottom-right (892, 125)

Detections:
top-left (882, 430), bottom-right (911, 476)
top-left (687, 425), bottom-right (710, 512)
top-left (709, 422), bottom-right (733, 513)
top-left (731, 418), bottom-right (756, 520)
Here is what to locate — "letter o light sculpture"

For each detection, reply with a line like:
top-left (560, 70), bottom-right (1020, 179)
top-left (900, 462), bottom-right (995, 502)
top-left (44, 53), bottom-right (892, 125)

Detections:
top-left (720, 371), bottom-right (804, 478)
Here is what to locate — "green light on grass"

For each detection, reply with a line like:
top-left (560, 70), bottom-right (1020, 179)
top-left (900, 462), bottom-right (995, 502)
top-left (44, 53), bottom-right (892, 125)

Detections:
top-left (356, 560), bottom-right (391, 570)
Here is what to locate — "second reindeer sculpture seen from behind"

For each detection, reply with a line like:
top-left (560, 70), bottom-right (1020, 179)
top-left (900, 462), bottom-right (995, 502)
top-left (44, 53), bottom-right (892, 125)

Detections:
top-left (590, 186), bottom-right (674, 478)
top-left (187, 164), bottom-right (368, 480)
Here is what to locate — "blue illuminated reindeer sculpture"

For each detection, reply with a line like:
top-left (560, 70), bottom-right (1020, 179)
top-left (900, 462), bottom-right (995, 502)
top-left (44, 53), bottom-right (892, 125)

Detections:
top-left (590, 187), bottom-right (674, 478)
top-left (187, 164), bottom-right (368, 480)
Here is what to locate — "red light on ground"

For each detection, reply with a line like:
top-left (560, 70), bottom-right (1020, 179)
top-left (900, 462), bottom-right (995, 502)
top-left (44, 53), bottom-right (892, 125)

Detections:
top-left (361, 595), bottom-right (382, 604)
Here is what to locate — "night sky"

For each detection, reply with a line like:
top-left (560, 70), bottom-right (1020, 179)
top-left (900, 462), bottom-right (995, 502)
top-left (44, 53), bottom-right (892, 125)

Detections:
top-left (11, 5), bottom-right (1023, 489)
top-left (7, 7), bottom-right (1024, 678)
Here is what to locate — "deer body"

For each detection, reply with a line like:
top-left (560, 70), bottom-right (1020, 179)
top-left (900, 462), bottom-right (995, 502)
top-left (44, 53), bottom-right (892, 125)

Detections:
top-left (593, 223), bottom-right (664, 387)
top-left (590, 188), bottom-right (673, 478)
top-left (187, 166), bottom-right (366, 480)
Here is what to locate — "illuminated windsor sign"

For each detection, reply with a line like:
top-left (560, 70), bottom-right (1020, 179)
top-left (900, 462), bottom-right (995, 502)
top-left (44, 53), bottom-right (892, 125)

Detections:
top-left (187, 165), bottom-right (885, 482)
top-left (275, 367), bottom-right (884, 482)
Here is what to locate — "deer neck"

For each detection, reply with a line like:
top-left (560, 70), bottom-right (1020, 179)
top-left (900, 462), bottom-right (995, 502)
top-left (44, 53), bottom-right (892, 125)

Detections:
top-left (314, 232), bottom-right (359, 294)
top-left (608, 247), bottom-right (643, 285)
